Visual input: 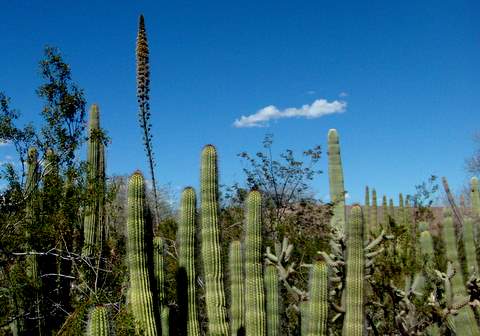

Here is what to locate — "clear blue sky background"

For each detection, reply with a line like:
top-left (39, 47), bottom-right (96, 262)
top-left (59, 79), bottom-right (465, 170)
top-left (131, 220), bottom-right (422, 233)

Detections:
top-left (0, 1), bottom-right (478, 204)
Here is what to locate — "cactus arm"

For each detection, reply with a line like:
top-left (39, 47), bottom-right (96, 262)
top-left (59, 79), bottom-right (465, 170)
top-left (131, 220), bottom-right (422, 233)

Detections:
top-left (328, 129), bottom-right (346, 235)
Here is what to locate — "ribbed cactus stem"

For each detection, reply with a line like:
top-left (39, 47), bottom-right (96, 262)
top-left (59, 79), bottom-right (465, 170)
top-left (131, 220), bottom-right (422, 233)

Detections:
top-left (382, 195), bottom-right (388, 232)
top-left (370, 189), bottom-right (378, 233)
top-left (264, 264), bottom-right (279, 336)
top-left (388, 198), bottom-right (395, 225)
top-left (328, 129), bottom-right (346, 234)
top-left (343, 205), bottom-right (364, 336)
top-left (245, 190), bottom-right (266, 336)
top-left (88, 306), bottom-right (109, 336)
top-left (161, 307), bottom-right (169, 336)
top-left (364, 186), bottom-right (370, 238)
top-left (305, 261), bottom-right (328, 336)
top-left (471, 177), bottom-right (480, 216)
top-left (229, 241), bottom-right (244, 336)
top-left (200, 145), bottom-right (229, 335)
top-left (178, 187), bottom-right (200, 336)
top-left (127, 172), bottom-right (158, 335)
top-left (153, 237), bottom-right (166, 308)
top-left (463, 217), bottom-right (478, 276)
top-left (442, 211), bottom-right (480, 336)
top-left (397, 193), bottom-right (405, 227)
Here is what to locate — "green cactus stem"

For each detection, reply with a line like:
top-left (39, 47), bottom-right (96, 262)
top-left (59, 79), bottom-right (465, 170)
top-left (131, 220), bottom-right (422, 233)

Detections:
top-left (364, 186), bottom-right (370, 239)
top-left (229, 241), bottom-right (244, 336)
top-left (388, 198), bottom-right (395, 225)
top-left (87, 306), bottom-right (109, 336)
top-left (200, 145), bottom-right (229, 335)
top-left (328, 129), bottom-right (346, 235)
top-left (245, 190), bottom-right (266, 336)
top-left (471, 177), bottom-right (480, 216)
top-left (382, 195), bottom-right (389, 232)
top-left (153, 237), bottom-right (166, 313)
top-left (127, 172), bottom-right (158, 335)
top-left (264, 264), bottom-right (279, 336)
top-left (343, 205), bottom-right (364, 336)
top-left (397, 193), bottom-right (405, 227)
top-left (442, 211), bottom-right (480, 336)
top-left (177, 187), bottom-right (200, 336)
top-left (370, 189), bottom-right (378, 234)
top-left (305, 261), bottom-right (328, 336)
top-left (463, 217), bottom-right (478, 276)
top-left (161, 307), bottom-right (169, 336)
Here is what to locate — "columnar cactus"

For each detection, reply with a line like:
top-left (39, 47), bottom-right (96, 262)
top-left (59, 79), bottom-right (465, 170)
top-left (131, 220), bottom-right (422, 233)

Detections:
top-left (153, 237), bottom-right (166, 311)
top-left (82, 104), bottom-right (104, 257)
top-left (127, 172), bottom-right (158, 336)
top-left (328, 129), bottom-right (346, 234)
top-left (397, 193), bottom-right (405, 227)
top-left (463, 217), bottom-right (478, 276)
top-left (87, 306), bottom-right (109, 336)
top-left (304, 261), bottom-right (328, 336)
top-left (471, 177), bottom-right (480, 216)
top-left (442, 211), bottom-right (480, 336)
top-left (364, 186), bottom-right (370, 238)
top-left (161, 307), bottom-right (169, 336)
top-left (264, 264), bottom-right (279, 336)
top-left (244, 190), bottom-right (266, 336)
top-left (229, 241), bottom-right (244, 336)
top-left (200, 145), bottom-right (229, 335)
top-left (177, 187), bottom-right (200, 336)
top-left (382, 195), bottom-right (389, 232)
top-left (343, 205), bottom-right (364, 336)
top-left (370, 188), bottom-right (378, 233)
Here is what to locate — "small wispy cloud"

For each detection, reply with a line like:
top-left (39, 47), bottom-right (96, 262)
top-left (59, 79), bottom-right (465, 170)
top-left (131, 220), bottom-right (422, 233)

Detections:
top-left (306, 90), bottom-right (316, 95)
top-left (339, 92), bottom-right (348, 98)
top-left (0, 140), bottom-right (11, 147)
top-left (233, 98), bottom-right (347, 128)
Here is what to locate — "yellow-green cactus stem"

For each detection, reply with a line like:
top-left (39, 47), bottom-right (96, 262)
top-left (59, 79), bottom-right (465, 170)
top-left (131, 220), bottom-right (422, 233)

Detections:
top-left (471, 177), bottom-right (480, 216)
top-left (328, 129), bottom-right (346, 235)
top-left (463, 217), bottom-right (478, 276)
top-left (264, 264), bottom-right (279, 336)
top-left (200, 145), bottom-right (229, 335)
top-left (153, 236), bottom-right (167, 333)
top-left (370, 188), bottom-right (378, 234)
top-left (305, 261), bottom-right (328, 336)
top-left (382, 195), bottom-right (389, 232)
top-left (127, 172), bottom-right (158, 335)
top-left (229, 241), bottom-right (244, 336)
top-left (87, 306), bottom-right (109, 336)
top-left (364, 186), bottom-right (370, 239)
top-left (245, 190), bottom-right (266, 336)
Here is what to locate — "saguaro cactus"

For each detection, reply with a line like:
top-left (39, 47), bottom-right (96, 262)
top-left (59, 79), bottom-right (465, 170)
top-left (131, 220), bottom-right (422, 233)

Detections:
top-left (343, 205), bottom-right (364, 336)
top-left (328, 129), bottom-right (346, 235)
top-left (229, 241), bottom-right (244, 336)
top-left (463, 217), bottom-right (478, 276)
top-left (442, 210), bottom-right (480, 336)
top-left (127, 172), bottom-right (158, 336)
top-left (153, 236), bottom-right (168, 335)
top-left (200, 145), bottom-right (229, 335)
top-left (245, 190), bottom-right (266, 336)
top-left (364, 186), bottom-right (370, 238)
top-left (304, 261), bottom-right (328, 336)
top-left (382, 195), bottom-right (388, 232)
top-left (471, 177), bottom-right (480, 216)
top-left (370, 188), bottom-right (378, 233)
top-left (87, 306), bottom-right (109, 336)
top-left (264, 264), bottom-right (279, 336)
top-left (177, 187), bottom-right (200, 336)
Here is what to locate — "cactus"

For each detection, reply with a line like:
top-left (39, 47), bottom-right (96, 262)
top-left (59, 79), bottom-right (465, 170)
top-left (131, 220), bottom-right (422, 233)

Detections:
top-left (200, 145), bottom-right (229, 335)
top-left (343, 205), bottom-right (364, 336)
top-left (382, 195), bottom-right (388, 232)
top-left (364, 186), bottom-right (370, 238)
top-left (304, 261), bottom-right (328, 336)
top-left (244, 190), bottom-right (266, 336)
top-left (388, 198), bottom-right (395, 224)
top-left (328, 129), bottom-right (346, 234)
top-left (463, 217), bottom-right (478, 276)
top-left (370, 188), bottom-right (378, 233)
top-left (161, 307), bottom-right (169, 336)
top-left (397, 193), bottom-right (405, 227)
top-left (471, 177), bottom-right (480, 216)
top-left (229, 241), bottom-right (244, 336)
top-left (126, 172), bottom-right (158, 335)
top-left (264, 264), bottom-right (279, 336)
top-left (442, 211), bottom-right (480, 336)
top-left (82, 104), bottom-right (104, 257)
top-left (153, 236), bottom-right (166, 319)
top-left (87, 306), bottom-right (109, 336)
top-left (177, 187), bottom-right (200, 336)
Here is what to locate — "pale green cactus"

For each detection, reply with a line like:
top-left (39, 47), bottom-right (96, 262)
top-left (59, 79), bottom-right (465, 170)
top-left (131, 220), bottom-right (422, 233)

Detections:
top-left (264, 264), bottom-right (279, 336)
top-left (370, 188), bottom-right (378, 233)
top-left (328, 129), bottom-right (346, 235)
top-left (87, 306), bottom-right (109, 336)
top-left (229, 241), bottom-right (244, 336)
top-left (304, 261), bottom-right (328, 336)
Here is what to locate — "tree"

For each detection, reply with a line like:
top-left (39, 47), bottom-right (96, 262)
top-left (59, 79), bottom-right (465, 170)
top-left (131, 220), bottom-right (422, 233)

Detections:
top-left (466, 132), bottom-right (480, 176)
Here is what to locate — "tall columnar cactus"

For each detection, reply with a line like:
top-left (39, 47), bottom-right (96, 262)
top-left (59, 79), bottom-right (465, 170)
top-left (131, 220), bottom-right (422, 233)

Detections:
top-left (343, 205), bottom-right (364, 336)
top-left (153, 236), bottom-right (167, 332)
top-left (471, 177), bottom-right (480, 216)
top-left (229, 241), bottom-right (244, 336)
top-left (304, 261), bottom-right (328, 336)
top-left (127, 172), bottom-right (158, 336)
top-left (245, 190), bottom-right (266, 336)
top-left (264, 264), bottom-right (279, 336)
top-left (82, 104), bottom-right (104, 257)
top-left (200, 145), bottom-right (229, 335)
top-left (463, 217), bottom-right (478, 276)
top-left (370, 189), bottom-right (378, 233)
top-left (87, 306), bottom-right (109, 336)
top-left (177, 187), bottom-right (200, 336)
top-left (397, 193), bottom-right (405, 227)
top-left (442, 211), bottom-right (480, 336)
top-left (388, 198), bottom-right (395, 224)
top-left (328, 129), bottom-right (346, 234)
top-left (382, 195), bottom-right (389, 232)
top-left (364, 186), bottom-right (370, 238)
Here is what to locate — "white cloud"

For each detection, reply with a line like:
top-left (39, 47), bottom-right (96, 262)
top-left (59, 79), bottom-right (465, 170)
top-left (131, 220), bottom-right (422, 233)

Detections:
top-left (233, 98), bottom-right (347, 128)
top-left (339, 92), bottom-right (348, 97)
top-left (0, 140), bottom-right (11, 147)
top-left (306, 90), bottom-right (316, 95)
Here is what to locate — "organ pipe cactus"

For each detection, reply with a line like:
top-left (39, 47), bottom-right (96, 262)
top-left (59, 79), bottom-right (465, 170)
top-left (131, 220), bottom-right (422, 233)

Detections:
top-left (87, 306), bottom-right (109, 336)
top-left (200, 145), bottom-right (229, 335)
top-left (153, 237), bottom-right (166, 312)
top-left (244, 190), bottom-right (266, 336)
top-left (229, 241), bottom-right (244, 336)
top-left (343, 205), bottom-right (364, 336)
top-left (264, 264), bottom-right (280, 336)
top-left (463, 217), bottom-right (478, 276)
top-left (471, 177), bottom-right (480, 216)
top-left (370, 188), bottom-right (378, 233)
top-left (304, 261), bottom-right (328, 336)
top-left (397, 193), bottom-right (405, 227)
top-left (382, 195), bottom-right (388, 232)
top-left (364, 186), bottom-right (370, 238)
top-left (127, 172), bottom-right (158, 336)
top-left (178, 187), bottom-right (201, 336)
top-left (328, 129), bottom-right (346, 235)
top-left (442, 210), bottom-right (480, 336)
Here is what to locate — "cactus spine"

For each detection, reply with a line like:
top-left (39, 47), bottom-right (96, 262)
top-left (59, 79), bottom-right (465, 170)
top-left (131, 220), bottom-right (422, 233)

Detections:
top-left (328, 129), bottom-right (346, 234)
top-left (229, 241), bottom-right (244, 336)
top-left (343, 205), bottom-right (364, 336)
top-left (127, 172), bottom-right (158, 335)
top-left (442, 211), bottom-right (480, 336)
top-left (87, 306), bottom-right (109, 336)
top-left (244, 190), bottom-right (266, 336)
top-left (82, 104), bottom-right (104, 257)
top-left (178, 187), bottom-right (200, 336)
top-left (304, 261), bottom-right (328, 336)
top-left (200, 145), bottom-right (229, 335)
top-left (264, 264), bottom-right (279, 336)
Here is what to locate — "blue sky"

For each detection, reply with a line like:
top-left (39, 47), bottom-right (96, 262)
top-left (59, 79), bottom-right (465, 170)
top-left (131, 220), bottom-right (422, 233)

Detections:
top-left (0, 1), bottom-right (478, 204)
